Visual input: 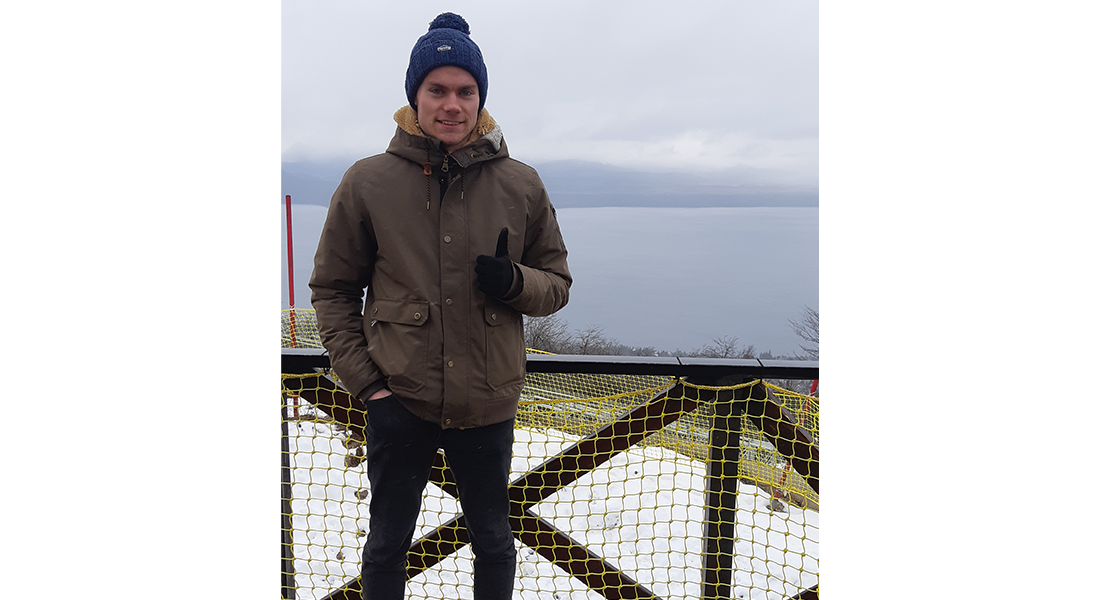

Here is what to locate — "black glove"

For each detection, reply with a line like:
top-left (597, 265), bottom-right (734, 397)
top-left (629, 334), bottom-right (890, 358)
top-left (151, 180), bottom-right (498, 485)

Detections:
top-left (475, 228), bottom-right (514, 298)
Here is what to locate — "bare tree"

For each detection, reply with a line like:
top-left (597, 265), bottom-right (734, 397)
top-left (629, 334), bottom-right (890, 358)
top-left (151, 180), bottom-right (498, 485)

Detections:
top-left (523, 316), bottom-right (620, 355)
top-left (788, 305), bottom-right (819, 359)
top-left (708, 335), bottom-right (741, 358)
top-left (568, 325), bottom-right (618, 355)
top-left (523, 314), bottom-right (572, 353)
top-left (690, 335), bottom-right (757, 359)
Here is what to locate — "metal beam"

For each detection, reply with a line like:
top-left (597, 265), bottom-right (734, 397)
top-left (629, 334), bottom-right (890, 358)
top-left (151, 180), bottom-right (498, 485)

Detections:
top-left (421, 451), bottom-right (660, 600)
top-left (744, 394), bottom-right (819, 494)
top-left (402, 385), bottom-right (696, 593)
top-left (510, 383), bottom-right (696, 507)
top-left (701, 385), bottom-right (743, 600)
top-left (281, 348), bottom-right (818, 381)
top-left (512, 510), bottom-right (659, 600)
top-left (281, 373), bottom-right (368, 441)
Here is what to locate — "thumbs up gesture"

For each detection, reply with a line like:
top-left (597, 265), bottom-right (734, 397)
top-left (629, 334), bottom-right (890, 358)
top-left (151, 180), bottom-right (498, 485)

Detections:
top-left (475, 228), bottom-right (515, 298)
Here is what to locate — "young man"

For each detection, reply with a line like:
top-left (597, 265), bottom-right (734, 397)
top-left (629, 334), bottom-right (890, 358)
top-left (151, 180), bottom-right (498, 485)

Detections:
top-left (309, 13), bottom-right (572, 600)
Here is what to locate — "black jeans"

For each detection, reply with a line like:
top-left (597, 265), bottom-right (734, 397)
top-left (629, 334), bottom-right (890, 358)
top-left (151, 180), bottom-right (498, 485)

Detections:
top-left (360, 395), bottom-right (517, 600)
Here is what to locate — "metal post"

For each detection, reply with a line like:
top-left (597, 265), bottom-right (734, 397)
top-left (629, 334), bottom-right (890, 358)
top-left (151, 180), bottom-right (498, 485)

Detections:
top-left (281, 397), bottom-right (297, 599)
top-left (701, 378), bottom-right (748, 600)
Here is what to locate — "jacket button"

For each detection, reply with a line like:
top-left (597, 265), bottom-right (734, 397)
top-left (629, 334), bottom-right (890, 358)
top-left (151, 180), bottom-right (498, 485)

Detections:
top-left (445, 419), bottom-right (452, 425)
top-left (491, 313), bottom-right (497, 320)
top-left (448, 361), bottom-right (455, 368)
top-left (443, 235), bottom-right (452, 243)
top-left (413, 312), bottom-right (422, 320)
top-left (445, 298), bottom-right (453, 305)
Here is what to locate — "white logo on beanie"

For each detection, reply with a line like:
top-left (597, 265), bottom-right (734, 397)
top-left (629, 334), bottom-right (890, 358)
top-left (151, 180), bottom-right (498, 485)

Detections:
top-left (437, 45), bottom-right (452, 51)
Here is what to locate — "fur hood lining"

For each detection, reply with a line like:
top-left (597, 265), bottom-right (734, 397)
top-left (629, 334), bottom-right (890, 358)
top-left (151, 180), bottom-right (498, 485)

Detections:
top-left (393, 105), bottom-right (501, 152)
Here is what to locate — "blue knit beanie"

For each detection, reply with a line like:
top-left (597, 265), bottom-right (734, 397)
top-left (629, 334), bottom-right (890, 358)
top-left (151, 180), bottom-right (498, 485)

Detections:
top-left (405, 13), bottom-right (488, 112)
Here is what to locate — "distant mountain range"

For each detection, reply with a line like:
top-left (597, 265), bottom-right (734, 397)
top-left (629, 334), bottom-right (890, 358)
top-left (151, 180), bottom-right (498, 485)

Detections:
top-left (282, 158), bottom-right (817, 209)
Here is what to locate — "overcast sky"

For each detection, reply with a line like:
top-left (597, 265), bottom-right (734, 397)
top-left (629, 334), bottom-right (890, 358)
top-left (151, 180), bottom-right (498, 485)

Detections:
top-left (283, 0), bottom-right (819, 186)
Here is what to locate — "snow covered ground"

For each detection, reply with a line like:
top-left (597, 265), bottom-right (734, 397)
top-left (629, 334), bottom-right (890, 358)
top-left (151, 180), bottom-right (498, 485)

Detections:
top-left (286, 420), bottom-right (818, 600)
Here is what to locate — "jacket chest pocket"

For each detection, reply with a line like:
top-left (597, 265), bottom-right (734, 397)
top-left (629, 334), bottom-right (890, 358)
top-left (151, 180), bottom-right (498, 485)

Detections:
top-left (366, 299), bottom-right (431, 394)
top-left (484, 304), bottom-right (525, 391)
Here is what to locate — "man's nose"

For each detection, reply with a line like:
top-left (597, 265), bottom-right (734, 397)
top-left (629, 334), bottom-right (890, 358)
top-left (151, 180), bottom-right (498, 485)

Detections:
top-left (442, 92), bottom-right (461, 110)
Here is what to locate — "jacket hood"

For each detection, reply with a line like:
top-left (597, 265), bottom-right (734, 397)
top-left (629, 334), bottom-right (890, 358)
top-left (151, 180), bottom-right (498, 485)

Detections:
top-left (391, 105), bottom-right (505, 164)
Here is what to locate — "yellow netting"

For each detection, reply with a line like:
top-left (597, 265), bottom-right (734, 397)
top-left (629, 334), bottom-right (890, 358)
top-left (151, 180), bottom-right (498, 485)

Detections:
top-left (282, 309), bottom-right (323, 349)
top-left (281, 309), bottom-right (819, 599)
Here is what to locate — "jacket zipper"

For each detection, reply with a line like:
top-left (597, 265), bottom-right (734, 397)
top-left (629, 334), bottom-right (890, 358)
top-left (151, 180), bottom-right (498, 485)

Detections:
top-left (426, 152), bottom-right (462, 210)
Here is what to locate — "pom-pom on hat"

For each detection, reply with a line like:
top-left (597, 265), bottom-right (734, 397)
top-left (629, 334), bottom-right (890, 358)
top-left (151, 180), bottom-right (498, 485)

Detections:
top-left (405, 13), bottom-right (489, 112)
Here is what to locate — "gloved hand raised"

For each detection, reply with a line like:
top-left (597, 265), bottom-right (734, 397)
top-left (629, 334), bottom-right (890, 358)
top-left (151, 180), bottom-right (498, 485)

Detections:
top-left (475, 228), bottom-right (515, 298)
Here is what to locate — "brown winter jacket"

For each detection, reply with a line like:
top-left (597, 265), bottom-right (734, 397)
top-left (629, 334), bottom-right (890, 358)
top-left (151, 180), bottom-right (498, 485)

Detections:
top-left (309, 108), bottom-right (572, 429)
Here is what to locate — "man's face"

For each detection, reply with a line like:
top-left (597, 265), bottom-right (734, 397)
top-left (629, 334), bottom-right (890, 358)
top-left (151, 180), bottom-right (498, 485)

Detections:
top-left (415, 66), bottom-right (480, 153)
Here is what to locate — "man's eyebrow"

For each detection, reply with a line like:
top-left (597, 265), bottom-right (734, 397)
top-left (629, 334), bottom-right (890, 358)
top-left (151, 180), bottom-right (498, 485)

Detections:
top-left (423, 79), bottom-right (477, 90)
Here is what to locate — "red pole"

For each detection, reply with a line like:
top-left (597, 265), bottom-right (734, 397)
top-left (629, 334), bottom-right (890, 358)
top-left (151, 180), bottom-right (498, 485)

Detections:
top-left (285, 195), bottom-right (299, 350)
top-left (285, 195), bottom-right (300, 419)
top-left (285, 195), bottom-right (296, 309)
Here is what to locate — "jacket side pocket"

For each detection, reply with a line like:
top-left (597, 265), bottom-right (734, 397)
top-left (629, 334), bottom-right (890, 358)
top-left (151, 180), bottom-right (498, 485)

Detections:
top-left (365, 299), bottom-right (431, 395)
top-left (484, 303), bottom-right (525, 391)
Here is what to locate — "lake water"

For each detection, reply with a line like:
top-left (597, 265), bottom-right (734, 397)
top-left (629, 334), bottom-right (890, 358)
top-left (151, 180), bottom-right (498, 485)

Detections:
top-left (282, 205), bottom-right (818, 357)
top-left (552, 207), bottom-right (818, 356)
